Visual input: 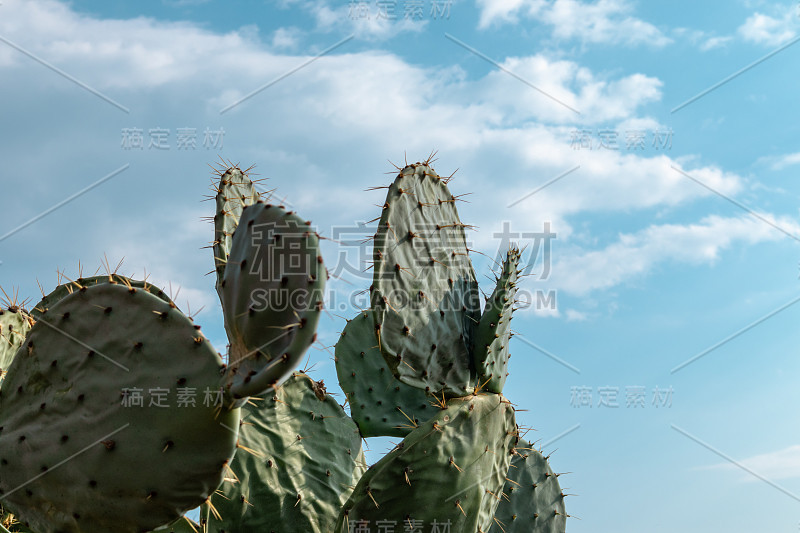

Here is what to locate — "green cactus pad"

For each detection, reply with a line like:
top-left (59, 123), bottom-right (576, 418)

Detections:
top-left (371, 163), bottom-right (480, 397)
top-left (220, 202), bottom-right (326, 399)
top-left (336, 393), bottom-right (516, 533)
top-left (489, 439), bottom-right (567, 533)
top-left (206, 372), bottom-right (367, 533)
top-left (29, 274), bottom-right (174, 321)
top-left (473, 247), bottom-right (521, 394)
top-left (0, 283), bottom-right (240, 533)
top-left (212, 166), bottom-right (262, 298)
top-left (335, 311), bottom-right (432, 437)
top-left (0, 307), bottom-right (33, 389)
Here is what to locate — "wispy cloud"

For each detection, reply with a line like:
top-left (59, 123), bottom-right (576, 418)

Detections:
top-left (759, 152), bottom-right (800, 171)
top-left (738, 9), bottom-right (799, 46)
top-left (547, 214), bottom-right (800, 295)
top-left (704, 445), bottom-right (800, 482)
top-left (476, 0), bottom-right (672, 47)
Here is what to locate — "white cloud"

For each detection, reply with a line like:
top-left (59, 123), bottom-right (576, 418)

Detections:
top-left (764, 152), bottom-right (800, 170)
top-left (476, 0), bottom-right (545, 28)
top-left (0, 0), bottom-right (782, 313)
top-left (706, 445), bottom-right (800, 482)
top-left (475, 55), bottom-right (663, 124)
top-left (476, 0), bottom-right (672, 47)
top-left (738, 10), bottom-right (798, 46)
top-left (699, 35), bottom-right (734, 51)
top-left (548, 214), bottom-right (800, 295)
top-left (271, 27), bottom-right (302, 50)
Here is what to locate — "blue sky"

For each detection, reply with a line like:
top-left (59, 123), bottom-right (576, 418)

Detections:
top-left (1, 0), bottom-right (800, 531)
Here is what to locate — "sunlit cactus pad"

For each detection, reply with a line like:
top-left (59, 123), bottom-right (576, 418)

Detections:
top-left (371, 163), bottom-right (481, 397)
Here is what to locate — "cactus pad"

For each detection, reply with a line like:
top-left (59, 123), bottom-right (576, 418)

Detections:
top-left (0, 307), bottom-right (33, 389)
top-left (206, 372), bottom-right (366, 532)
top-left (336, 393), bottom-right (516, 533)
top-left (489, 439), bottom-right (567, 533)
top-left (212, 165), bottom-right (262, 297)
top-left (0, 283), bottom-right (240, 533)
top-left (29, 275), bottom-right (174, 321)
top-left (473, 247), bottom-right (520, 393)
top-left (220, 202), bottom-right (326, 398)
top-left (335, 311), bottom-right (432, 437)
top-left (371, 163), bottom-right (480, 397)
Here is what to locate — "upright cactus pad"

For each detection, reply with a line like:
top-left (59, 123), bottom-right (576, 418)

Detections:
top-left (0, 283), bottom-right (240, 533)
top-left (473, 247), bottom-right (520, 393)
top-left (336, 393), bottom-right (517, 533)
top-left (220, 202), bottom-right (326, 398)
top-left (29, 274), bottom-right (174, 321)
top-left (335, 311), bottom-right (432, 437)
top-left (206, 372), bottom-right (367, 533)
top-left (371, 163), bottom-right (480, 397)
top-left (212, 165), bottom-right (262, 298)
top-left (489, 439), bottom-right (567, 533)
top-left (0, 307), bottom-right (33, 389)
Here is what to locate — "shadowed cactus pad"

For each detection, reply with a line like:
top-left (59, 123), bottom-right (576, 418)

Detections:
top-left (371, 163), bottom-right (480, 397)
top-left (335, 311), bottom-right (432, 437)
top-left (206, 372), bottom-right (367, 533)
top-left (336, 393), bottom-right (516, 533)
top-left (0, 283), bottom-right (240, 533)
top-left (221, 202), bottom-right (326, 399)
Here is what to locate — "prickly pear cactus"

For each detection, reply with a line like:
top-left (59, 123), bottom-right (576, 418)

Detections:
top-left (473, 247), bottom-right (520, 393)
top-left (336, 393), bottom-right (516, 533)
top-left (0, 306), bottom-right (33, 389)
top-left (206, 372), bottom-right (366, 533)
top-left (220, 201), bottom-right (326, 399)
top-left (0, 283), bottom-right (240, 533)
top-left (211, 164), bottom-right (262, 298)
top-left (29, 274), bottom-right (174, 320)
top-left (335, 311), bottom-right (432, 437)
top-left (371, 163), bottom-right (481, 397)
top-left (489, 439), bottom-right (567, 533)
top-left (0, 156), bottom-right (570, 533)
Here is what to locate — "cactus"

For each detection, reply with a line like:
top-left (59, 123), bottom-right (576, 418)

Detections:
top-left (334, 311), bottom-right (431, 437)
top-left (473, 247), bottom-right (521, 394)
top-left (370, 163), bottom-right (481, 397)
top-left (29, 274), bottom-right (174, 321)
top-left (0, 283), bottom-right (240, 533)
top-left (220, 201), bottom-right (326, 399)
top-left (0, 302), bottom-right (33, 389)
top-left (205, 372), bottom-right (366, 532)
top-left (335, 393), bottom-right (517, 533)
top-left (489, 439), bottom-right (567, 533)
top-left (210, 164), bottom-right (263, 299)
top-left (0, 158), bottom-right (568, 533)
